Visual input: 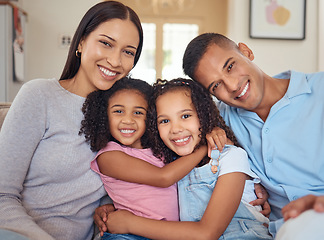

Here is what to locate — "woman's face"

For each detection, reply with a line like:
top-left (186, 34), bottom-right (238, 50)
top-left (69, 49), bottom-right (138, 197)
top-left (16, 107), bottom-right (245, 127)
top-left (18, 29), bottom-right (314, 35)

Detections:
top-left (156, 89), bottom-right (201, 156)
top-left (77, 19), bottom-right (139, 94)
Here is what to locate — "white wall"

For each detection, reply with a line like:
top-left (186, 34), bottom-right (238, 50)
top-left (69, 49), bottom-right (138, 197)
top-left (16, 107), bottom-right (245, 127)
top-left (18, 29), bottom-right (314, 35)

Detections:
top-left (21, 0), bottom-right (99, 81)
top-left (227, 0), bottom-right (319, 76)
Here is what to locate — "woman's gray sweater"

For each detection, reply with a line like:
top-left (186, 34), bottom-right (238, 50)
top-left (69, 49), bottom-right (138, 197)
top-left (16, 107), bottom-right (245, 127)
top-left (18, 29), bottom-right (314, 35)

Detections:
top-left (0, 79), bottom-right (107, 240)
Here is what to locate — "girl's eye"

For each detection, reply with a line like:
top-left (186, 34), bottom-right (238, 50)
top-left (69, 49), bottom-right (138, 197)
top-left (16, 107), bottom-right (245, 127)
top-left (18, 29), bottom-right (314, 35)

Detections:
top-left (113, 110), bottom-right (123, 114)
top-left (182, 114), bottom-right (191, 119)
top-left (134, 111), bottom-right (144, 115)
top-left (99, 40), bottom-right (112, 47)
top-left (159, 119), bottom-right (169, 124)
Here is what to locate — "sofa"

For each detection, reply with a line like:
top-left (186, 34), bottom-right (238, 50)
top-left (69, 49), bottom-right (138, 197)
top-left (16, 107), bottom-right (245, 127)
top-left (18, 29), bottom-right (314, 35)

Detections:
top-left (0, 102), bottom-right (11, 130)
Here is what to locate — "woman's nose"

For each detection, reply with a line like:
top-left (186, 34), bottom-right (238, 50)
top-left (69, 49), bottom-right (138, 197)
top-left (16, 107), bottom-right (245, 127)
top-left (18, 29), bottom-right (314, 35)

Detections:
top-left (107, 50), bottom-right (121, 67)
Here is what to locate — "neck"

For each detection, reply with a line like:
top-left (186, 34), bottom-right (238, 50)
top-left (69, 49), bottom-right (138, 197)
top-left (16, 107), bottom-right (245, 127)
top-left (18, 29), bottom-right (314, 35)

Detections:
top-left (255, 76), bottom-right (289, 122)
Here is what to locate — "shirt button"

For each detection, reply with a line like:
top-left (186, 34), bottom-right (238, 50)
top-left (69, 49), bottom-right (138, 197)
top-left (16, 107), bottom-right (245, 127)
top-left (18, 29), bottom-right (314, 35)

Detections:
top-left (267, 157), bottom-right (273, 163)
top-left (264, 128), bottom-right (270, 134)
top-left (293, 196), bottom-right (298, 200)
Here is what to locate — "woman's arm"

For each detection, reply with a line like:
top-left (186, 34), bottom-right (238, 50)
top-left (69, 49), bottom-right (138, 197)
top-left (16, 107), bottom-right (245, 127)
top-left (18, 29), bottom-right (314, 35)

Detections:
top-left (97, 145), bottom-right (207, 188)
top-left (0, 82), bottom-right (55, 239)
top-left (107, 172), bottom-right (247, 240)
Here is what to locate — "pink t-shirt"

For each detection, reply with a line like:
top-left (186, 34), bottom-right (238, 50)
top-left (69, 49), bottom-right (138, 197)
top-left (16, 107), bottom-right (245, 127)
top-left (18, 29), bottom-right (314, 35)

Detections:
top-left (91, 141), bottom-right (179, 221)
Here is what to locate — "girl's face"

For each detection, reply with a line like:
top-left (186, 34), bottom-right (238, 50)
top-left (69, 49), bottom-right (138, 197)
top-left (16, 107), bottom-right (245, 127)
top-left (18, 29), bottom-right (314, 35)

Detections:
top-left (77, 19), bottom-right (139, 94)
top-left (108, 89), bottom-right (148, 149)
top-left (156, 89), bottom-right (201, 156)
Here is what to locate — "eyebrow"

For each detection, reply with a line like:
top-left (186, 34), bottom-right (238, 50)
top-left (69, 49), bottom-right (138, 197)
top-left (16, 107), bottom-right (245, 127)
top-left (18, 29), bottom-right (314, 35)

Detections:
top-left (100, 34), bottom-right (137, 50)
top-left (223, 57), bottom-right (233, 70)
top-left (110, 105), bottom-right (147, 111)
top-left (157, 109), bottom-right (193, 119)
top-left (207, 57), bottom-right (233, 92)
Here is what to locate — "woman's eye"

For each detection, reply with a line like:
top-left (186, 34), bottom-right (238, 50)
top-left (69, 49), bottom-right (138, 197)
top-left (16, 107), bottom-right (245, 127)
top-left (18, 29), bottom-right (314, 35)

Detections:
top-left (113, 110), bottom-right (122, 114)
top-left (100, 40), bottom-right (111, 47)
top-left (124, 50), bottom-right (135, 56)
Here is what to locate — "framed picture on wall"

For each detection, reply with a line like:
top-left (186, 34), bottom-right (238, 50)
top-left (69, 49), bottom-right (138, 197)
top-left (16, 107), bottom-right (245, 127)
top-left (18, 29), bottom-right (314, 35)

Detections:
top-left (249, 0), bottom-right (306, 40)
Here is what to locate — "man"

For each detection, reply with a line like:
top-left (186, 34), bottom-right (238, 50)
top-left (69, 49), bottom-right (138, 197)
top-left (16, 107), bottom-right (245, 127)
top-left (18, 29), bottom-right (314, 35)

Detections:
top-left (182, 33), bottom-right (324, 239)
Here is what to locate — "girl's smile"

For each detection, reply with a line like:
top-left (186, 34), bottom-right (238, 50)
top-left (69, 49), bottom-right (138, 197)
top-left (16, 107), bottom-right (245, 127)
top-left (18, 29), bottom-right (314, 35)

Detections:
top-left (156, 89), bottom-right (201, 156)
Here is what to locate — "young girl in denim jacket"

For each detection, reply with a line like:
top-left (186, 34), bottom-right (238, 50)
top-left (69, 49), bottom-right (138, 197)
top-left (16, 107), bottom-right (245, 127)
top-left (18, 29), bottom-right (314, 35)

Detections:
top-left (105, 78), bottom-right (272, 240)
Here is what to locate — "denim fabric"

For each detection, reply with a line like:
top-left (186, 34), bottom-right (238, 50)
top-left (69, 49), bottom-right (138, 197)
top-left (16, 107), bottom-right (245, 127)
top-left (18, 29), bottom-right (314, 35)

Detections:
top-left (0, 229), bottom-right (30, 240)
top-left (177, 152), bottom-right (272, 240)
top-left (101, 232), bottom-right (150, 240)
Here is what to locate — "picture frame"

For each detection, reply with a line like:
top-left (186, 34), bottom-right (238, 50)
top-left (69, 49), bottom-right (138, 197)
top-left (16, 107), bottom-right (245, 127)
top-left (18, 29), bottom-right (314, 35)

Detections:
top-left (249, 0), bottom-right (306, 40)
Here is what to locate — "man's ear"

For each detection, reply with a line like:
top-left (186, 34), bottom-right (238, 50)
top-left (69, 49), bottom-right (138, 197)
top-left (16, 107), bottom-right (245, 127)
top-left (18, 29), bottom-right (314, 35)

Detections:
top-left (238, 42), bottom-right (254, 60)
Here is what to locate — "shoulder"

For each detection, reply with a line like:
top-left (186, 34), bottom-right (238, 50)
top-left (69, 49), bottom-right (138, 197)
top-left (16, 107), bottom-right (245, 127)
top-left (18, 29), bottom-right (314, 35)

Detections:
top-left (98, 141), bottom-right (124, 155)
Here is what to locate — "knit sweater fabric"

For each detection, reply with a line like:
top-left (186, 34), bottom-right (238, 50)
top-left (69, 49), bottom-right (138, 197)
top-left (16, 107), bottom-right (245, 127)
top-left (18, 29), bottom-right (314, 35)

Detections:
top-left (0, 78), bottom-right (107, 240)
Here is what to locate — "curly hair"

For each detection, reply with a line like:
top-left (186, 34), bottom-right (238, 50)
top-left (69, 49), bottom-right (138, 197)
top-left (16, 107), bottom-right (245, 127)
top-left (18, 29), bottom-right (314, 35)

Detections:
top-left (79, 77), bottom-right (153, 152)
top-left (147, 78), bottom-right (239, 166)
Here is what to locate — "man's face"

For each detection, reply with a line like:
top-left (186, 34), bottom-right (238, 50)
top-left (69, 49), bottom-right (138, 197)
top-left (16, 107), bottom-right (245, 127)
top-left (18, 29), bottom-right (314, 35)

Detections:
top-left (194, 43), bottom-right (265, 112)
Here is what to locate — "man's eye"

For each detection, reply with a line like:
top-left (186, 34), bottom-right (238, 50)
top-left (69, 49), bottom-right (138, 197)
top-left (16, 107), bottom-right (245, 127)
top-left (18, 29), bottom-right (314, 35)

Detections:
top-left (227, 62), bottom-right (234, 72)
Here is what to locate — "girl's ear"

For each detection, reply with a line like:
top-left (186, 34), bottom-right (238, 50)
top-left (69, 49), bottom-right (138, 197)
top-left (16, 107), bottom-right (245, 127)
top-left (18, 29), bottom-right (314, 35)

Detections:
top-left (238, 42), bottom-right (254, 61)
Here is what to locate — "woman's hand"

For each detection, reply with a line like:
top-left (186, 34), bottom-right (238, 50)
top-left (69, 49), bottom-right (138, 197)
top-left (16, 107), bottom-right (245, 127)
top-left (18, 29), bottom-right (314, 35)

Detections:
top-left (93, 204), bottom-right (115, 236)
top-left (106, 210), bottom-right (135, 234)
top-left (282, 195), bottom-right (324, 221)
top-left (249, 183), bottom-right (271, 218)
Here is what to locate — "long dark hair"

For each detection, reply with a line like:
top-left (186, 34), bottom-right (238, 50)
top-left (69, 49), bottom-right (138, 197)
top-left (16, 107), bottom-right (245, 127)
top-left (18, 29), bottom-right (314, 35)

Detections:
top-left (60, 1), bottom-right (143, 80)
top-left (80, 77), bottom-right (153, 152)
top-left (147, 78), bottom-right (239, 166)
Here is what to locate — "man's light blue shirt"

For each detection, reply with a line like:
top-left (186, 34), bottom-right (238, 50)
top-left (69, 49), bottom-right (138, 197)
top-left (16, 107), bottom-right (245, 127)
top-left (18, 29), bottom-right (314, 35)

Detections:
top-left (217, 70), bottom-right (324, 234)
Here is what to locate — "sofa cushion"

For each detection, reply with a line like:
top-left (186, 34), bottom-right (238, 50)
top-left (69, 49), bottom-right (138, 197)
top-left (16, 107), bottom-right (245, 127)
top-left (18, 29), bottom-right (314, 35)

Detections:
top-left (0, 102), bottom-right (11, 131)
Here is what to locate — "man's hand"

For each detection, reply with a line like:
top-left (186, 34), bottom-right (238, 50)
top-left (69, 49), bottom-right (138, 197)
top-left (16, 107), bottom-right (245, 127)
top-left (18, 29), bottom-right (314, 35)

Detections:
top-left (93, 204), bottom-right (115, 236)
top-left (250, 183), bottom-right (271, 217)
top-left (282, 195), bottom-right (324, 221)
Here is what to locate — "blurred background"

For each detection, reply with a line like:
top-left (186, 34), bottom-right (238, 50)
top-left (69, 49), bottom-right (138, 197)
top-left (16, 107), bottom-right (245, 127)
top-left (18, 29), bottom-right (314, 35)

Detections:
top-left (0, 0), bottom-right (323, 101)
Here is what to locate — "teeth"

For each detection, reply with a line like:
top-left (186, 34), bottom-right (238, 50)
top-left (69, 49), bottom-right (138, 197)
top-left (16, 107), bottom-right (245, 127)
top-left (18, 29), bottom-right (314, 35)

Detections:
top-left (120, 129), bottom-right (135, 134)
top-left (237, 82), bottom-right (249, 98)
top-left (99, 66), bottom-right (117, 77)
top-left (174, 136), bottom-right (189, 143)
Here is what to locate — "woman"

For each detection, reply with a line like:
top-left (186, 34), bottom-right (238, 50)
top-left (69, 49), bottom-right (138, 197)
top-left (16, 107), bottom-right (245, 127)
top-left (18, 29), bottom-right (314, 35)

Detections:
top-left (0, 1), bottom-right (143, 240)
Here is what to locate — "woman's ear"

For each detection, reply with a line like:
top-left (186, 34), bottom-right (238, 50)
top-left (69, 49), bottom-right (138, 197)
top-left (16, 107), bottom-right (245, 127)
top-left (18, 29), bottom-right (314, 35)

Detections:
top-left (238, 42), bottom-right (254, 61)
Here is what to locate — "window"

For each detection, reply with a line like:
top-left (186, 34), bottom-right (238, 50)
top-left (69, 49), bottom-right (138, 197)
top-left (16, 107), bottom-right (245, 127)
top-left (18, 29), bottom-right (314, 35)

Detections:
top-left (130, 19), bottom-right (199, 84)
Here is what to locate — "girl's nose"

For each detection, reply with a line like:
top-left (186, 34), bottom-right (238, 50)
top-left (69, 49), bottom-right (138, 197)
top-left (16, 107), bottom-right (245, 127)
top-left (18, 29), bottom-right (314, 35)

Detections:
top-left (121, 114), bottom-right (134, 124)
top-left (170, 121), bottom-right (183, 134)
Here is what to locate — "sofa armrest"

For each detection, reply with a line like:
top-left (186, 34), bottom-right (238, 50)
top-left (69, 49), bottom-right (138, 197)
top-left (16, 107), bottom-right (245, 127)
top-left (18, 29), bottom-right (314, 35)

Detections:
top-left (0, 102), bottom-right (11, 131)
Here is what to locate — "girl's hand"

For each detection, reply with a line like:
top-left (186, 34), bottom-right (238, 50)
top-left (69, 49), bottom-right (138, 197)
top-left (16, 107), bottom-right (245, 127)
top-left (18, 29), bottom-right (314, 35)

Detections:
top-left (249, 183), bottom-right (271, 218)
top-left (206, 127), bottom-right (231, 156)
top-left (282, 195), bottom-right (324, 221)
top-left (93, 204), bottom-right (115, 236)
top-left (107, 209), bottom-right (135, 234)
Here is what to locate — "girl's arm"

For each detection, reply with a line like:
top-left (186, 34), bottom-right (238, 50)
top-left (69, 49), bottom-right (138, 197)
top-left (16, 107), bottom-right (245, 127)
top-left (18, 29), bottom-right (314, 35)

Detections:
top-left (107, 172), bottom-right (247, 240)
top-left (97, 145), bottom-right (207, 188)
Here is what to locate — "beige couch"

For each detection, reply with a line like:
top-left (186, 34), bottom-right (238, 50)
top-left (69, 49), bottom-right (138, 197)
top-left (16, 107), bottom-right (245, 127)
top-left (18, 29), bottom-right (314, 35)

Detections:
top-left (0, 102), bottom-right (11, 130)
